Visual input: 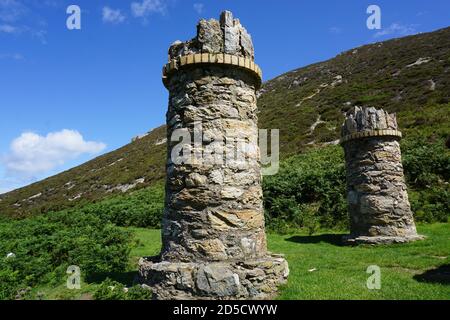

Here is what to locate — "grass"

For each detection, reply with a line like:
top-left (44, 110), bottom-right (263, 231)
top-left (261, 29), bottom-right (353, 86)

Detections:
top-left (270, 223), bottom-right (450, 300)
top-left (127, 227), bottom-right (161, 264)
top-left (32, 224), bottom-right (450, 300)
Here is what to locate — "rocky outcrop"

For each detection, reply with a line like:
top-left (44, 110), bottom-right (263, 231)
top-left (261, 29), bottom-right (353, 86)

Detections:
top-left (139, 11), bottom-right (288, 299)
top-left (340, 107), bottom-right (424, 244)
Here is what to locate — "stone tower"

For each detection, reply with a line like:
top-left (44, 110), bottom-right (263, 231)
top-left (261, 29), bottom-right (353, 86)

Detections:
top-left (340, 106), bottom-right (423, 244)
top-left (139, 11), bottom-right (289, 300)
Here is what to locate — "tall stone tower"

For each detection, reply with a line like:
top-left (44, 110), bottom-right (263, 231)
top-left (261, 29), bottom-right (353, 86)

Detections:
top-left (340, 106), bottom-right (423, 244)
top-left (139, 11), bottom-right (289, 300)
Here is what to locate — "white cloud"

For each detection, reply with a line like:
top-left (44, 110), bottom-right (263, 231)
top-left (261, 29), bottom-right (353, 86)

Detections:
top-left (42, 0), bottom-right (60, 7)
top-left (102, 6), bottom-right (126, 24)
top-left (131, 0), bottom-right (166, 18)
top-left (0, 23), bottom-right (17, 33)
top-left (0, 0), bottom-right (26, 23)
top-left (0, 24), bottom-right (47, 43)
top-left (2, 130), bottom-right (106, 177)
top-left (0, 52), bottom-right (23, 60)
top-left (0, 1), bottom-right (47, 43)
top-left (329, 26), bottom-right (342, 34)
top-left (374, 23), bottom-right (418, 38)
top-left (29, 27), bottom-right (46, 44)
top-left (193, 3), bottom-right (204, 14)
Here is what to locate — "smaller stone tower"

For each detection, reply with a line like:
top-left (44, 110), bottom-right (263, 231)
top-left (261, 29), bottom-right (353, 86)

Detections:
top-left (340, 106), bottom-right (424, 244)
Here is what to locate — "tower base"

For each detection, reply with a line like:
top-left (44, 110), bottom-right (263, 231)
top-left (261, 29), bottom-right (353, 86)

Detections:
top-left (343, 234), bottom-right (425, 245)
top-left (138, 254), bottom-right (289, 300)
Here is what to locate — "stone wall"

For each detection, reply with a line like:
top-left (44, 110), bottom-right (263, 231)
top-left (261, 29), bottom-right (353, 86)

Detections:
top-left (340, 106), bottom-right (423, 244)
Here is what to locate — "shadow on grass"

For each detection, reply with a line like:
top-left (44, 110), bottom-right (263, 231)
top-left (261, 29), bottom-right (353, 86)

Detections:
top-left (286, 234), bottom-right (344, 246)
top-left (85, 271), bottom-right (138, 287)
top-left (414, 264), bottom-right (450, 285)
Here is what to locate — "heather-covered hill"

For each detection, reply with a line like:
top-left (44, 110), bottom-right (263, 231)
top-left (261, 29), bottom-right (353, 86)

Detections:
top-left (257, 26), bottom-right (450, 156)
top-left (1, 26), bottom-right (449, 218)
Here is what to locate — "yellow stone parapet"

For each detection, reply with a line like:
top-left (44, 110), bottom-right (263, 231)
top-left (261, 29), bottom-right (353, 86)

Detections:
top-left (340, 129), bottom-right (403, 144)
top-left (162, 53), bottom-right (262, 89)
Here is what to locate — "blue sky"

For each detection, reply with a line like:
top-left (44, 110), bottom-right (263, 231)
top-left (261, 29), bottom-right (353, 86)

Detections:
top-left (1, 0), bottom-right (449, 193)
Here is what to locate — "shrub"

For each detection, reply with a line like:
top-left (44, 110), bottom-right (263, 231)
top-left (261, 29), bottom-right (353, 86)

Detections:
top-left (263, 146), bottom-right (348, 233)
top-left (77, 184), bottom-right (164, 228)
top-left (409, 187), bottom-right (449, 223)
top-left (402, 136), bottom-right (450, 188)
top-left (0, 211), bottom-right (133, 300)
top-left (402, 136), bottom-right (450, 223)
top-left (93, 279), bottom-right (152, 300)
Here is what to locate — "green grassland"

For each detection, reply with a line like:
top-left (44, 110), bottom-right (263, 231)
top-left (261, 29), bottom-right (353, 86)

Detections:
top-left (272, 224), bottom-right (450, 300)
top-left (26, 224), bottom-right (450, 300)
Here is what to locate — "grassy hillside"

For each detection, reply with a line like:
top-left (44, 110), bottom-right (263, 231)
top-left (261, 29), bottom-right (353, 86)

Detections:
top-left (258, 27), bottom-right (450, 156)
top-left (0, 26), bottom-right (449, 218)
top-left (0, 126), bottom-right (167, 217)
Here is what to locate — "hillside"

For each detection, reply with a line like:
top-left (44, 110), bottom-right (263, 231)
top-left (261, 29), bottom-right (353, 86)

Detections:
top-left (258, 27), bottom-right (449, 155)
top-left (0, 126), bottom-right (167, 217)
top-left (1, 26), bottom-right (449, 217)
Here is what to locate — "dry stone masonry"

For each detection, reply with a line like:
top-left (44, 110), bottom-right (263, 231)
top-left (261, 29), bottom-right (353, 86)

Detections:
top-left (139, 11), bottom-right (289, 300)
top-left (340, 106), bottom-right (424, 244)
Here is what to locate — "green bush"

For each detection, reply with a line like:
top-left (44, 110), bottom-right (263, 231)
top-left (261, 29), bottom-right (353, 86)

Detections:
top-left (263, 146), bottom-right (348, 233)
top-left (402, 136), bottom-right (450, 223)
top-left (410, 187), bottom-right (449, 223)
top-left (75, 184), bottom-right (164, 228)
top-left (402, 136), bottom-right (450, 188)
top-left (93, 279), bottom-right (152, 300)
top-left (0, 211), bottom-right (133, 300)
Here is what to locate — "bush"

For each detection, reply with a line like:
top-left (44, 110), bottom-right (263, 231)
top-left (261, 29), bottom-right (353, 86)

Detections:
top-left (402, 136), bottom-right (450, 188)
top-left (402, 136), bottom-right (450, 223)
top-left (0, 211), bottom-right (133, 300)
top-left (93, 279), bottom-right (152, 300)
top-left (263, 146), bottom-right (348, 233)
top-left (410, 187), bottom-right (449, 223)
top-left (76, 184), bottom-right (164, 228)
